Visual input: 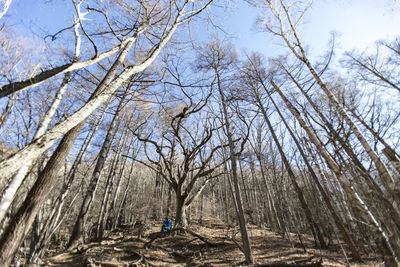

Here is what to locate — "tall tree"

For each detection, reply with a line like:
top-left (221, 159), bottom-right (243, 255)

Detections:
top-left (271, 80), bottom-right (398, 262)
top-left (0, 0), bottom-right (214, 181)
top-left (28, 109), bottom-right (105, 262)
top-left (0, 11), bottom-right (83, 224)
top-left (67, 88), bottom-right (126, 248)
top-left (0, 0), bottom-right (214, 263)
top-left (132, 84), bottom-right (226, 228)
top-left (253, 0), bottom-right (398, 208)
top-left (196, 40), bottom-right (254, 264)
top-left (241, 52), bottom-right (362, 259)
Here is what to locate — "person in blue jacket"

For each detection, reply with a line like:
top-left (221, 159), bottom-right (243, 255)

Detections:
top-left (161, 217), bottom-right (172, 232)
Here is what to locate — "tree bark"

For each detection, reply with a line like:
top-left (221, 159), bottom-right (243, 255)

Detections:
top-left (0, 123), bottom-right (82, 266)
top-left (68, 105), bottom-right (122, 248)
top-left (29, 110), bottom-right (104, 262)
top-left (266, 85), bottom-right (362, 259)
top-left (216, 72), bottom-right (254, 264)
top-left (272, 80), bottom-right (397, 261)
top-left (174, 192), bottom-right (188, 229)
top-left (0, 71), bottom-right (73, 224)
top-left (0, 36), bottom-right (135, 264)
top-left (254, 92), bottom-right (326, 248)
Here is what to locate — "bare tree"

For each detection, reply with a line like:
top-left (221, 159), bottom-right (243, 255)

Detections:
top-left (241, 52), bottom-right (362, 259)
top-left (0, 11), bottom-right (83, 224)
top-left (132, 83), bottom-right (227, 228)
top-left (196, 40), bottom-right (254, 264)
top-left (253, 0), bottom-right (398, 208)
top-left (67, 87), bottom-right (126, 248)
top-left (272, 54), bottom-right (400, 235)
top-left (242, 56), bottom-right (327, 249)
top-left (344, 38), bottom-right (400, 95)
top-left (271, 80), bottom-right (398, 262)
top-left (0, 0), bottom-right (214, 182)
top-left (27, 108), bottom-right (106, 263)
top-left (0, 0), bottom-right (214, 264)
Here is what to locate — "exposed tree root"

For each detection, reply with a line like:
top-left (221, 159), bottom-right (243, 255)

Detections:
top-left (256, 264), bottom-right (322, 267)
top-left (144, 227), bottom-right (219, 248)
top-left (256, 257), bottom-right (323, 267)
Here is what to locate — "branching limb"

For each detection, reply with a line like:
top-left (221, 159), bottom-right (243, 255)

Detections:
top-left (72, 0), bottom-right (98, 58)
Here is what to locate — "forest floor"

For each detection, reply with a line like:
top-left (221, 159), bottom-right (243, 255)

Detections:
top-left (41, 219), bottom-right (381, 267)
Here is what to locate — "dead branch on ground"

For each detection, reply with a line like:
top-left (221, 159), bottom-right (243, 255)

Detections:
top-left (144, 228), bottom-right (220, 248)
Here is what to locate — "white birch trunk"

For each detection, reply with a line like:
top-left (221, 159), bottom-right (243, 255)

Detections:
top-left (0, 0), bottom-right (12, 19)
top-left (0, 74), bottom-right (73, 223)
top-left (0, 20), bottom-right (81, 223)
top-left (0, 0), bottom-right (214, 181)
top-left (0, 20), bottom-right (172, 181)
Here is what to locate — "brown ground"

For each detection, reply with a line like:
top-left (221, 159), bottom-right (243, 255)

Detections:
top-left (42, 219), bottom-right (382, 267)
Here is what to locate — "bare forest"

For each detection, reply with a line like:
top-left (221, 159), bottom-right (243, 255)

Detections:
top-left (0, 0), bottom-right (399, 266)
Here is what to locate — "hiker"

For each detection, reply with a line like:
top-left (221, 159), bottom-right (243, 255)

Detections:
top-left (161, 217), bottom-right (172, 232)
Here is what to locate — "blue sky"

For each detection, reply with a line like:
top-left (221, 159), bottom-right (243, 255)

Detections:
top-left (6, 0), bottom-right (75, 35)
top-left (206, 0), bottom-right (400, 58)
top-left (302, 0), bottom-right (400, 55)
top-left (3, 0), bottom-right (400, 58)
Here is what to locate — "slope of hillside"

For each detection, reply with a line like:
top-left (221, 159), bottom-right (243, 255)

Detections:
top-left (42, 219), bottom-right (381, 266)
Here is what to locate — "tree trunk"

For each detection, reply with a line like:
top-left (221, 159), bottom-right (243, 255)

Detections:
top-left (0, 123), bottom-right (82, 266)
top-left (68, 106), bottom-right (122, 248)
top-left (174, 192), bottom-right (188, 229)
top-left (279, 15), bottom-right (398, 206)
top-left (0, 35), bottom-right (137, 98)
top-left (266, 85), bottom-right (362, 259)
top-left (272, 80), bottom-right (397, 261)
top-left (199, 190), bottom-right (204, 225)
top-left (96, 157), bottom-right (118, 239)
top-left (29, 110), bottom-right (104, 261)
top-left (216, 71), bottom-right (254, 264)
top-left (0, 72), bottom-right (72, 224)
top-left (0, 35), bottom-right (137, 183)
top-left (107, 127), bottom-right (134, 227)
top-left (0, 15), bottom-right (184, 181)
top-left (97, 133), bottom-right (126, 238)
top-left (114, 147), bottom-right (138, 228)
top-left (284, 68), bottom-right (400, 232)
top-left (254, 146), bottom-right (282, 233)
top-left (254, 92), bottom-right (326, 248)
top-left (28, 209), bottom-right (42, 263)
top-left (0, 7), bottom-right (211, 261)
